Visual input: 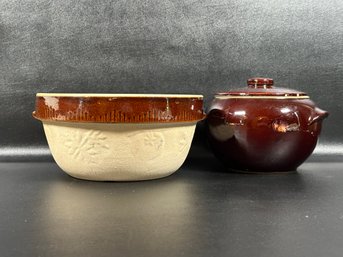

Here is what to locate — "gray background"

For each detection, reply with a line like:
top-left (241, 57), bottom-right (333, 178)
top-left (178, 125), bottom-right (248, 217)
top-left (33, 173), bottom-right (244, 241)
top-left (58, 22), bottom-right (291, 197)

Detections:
top-left (1, 2), bottom-right (343, 256)
top-left (0, 0), bottom-right (342, 160)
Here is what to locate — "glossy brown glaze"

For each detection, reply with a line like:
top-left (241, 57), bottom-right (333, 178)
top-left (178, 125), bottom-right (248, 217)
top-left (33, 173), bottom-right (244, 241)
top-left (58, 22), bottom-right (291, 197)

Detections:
top-left (33, 94), bottom-right (205, 123)
top-left (247, 77), bottom-right (274, 87)
top-left (206, 78), bottom-right (329, 172)
top-left (218, 77), bottom-right (308, 97)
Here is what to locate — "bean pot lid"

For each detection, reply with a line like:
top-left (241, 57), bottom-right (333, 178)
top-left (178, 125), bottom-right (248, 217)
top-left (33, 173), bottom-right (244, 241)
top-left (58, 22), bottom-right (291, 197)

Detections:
top-left (216, 78), bottom-right (309, 99)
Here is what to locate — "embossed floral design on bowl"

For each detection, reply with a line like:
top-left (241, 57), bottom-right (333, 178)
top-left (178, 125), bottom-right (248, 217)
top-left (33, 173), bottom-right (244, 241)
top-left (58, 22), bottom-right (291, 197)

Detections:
top-left (33, 93), bottom-right (204, 181)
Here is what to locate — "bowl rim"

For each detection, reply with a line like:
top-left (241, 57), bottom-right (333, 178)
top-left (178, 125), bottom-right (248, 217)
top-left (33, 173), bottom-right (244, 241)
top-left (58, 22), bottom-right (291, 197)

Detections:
top-left (34, 93), bottom-right (205, 123)
top-left (36, 93), bottom-right (203, 98)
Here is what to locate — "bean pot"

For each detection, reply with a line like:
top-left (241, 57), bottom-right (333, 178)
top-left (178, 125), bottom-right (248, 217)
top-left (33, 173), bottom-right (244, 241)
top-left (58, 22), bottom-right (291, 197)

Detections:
top-left (206, 78), bottom-right (329, 172)
top-left (33, 93), bottom-right (204, 181)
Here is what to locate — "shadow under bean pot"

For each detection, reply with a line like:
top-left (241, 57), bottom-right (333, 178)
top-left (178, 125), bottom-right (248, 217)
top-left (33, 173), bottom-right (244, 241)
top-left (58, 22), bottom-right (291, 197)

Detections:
top-left (206, 78), bottom-right (329, 172)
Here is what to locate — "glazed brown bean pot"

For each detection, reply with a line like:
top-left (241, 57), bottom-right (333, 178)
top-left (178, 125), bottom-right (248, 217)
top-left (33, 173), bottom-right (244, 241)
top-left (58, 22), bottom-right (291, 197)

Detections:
top-left (206, 78), bottom-right (329, 172)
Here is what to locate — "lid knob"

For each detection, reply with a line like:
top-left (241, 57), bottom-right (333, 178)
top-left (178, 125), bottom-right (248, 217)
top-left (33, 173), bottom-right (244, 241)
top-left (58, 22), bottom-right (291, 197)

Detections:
top-left (247, 77), bottom-right (274, 88)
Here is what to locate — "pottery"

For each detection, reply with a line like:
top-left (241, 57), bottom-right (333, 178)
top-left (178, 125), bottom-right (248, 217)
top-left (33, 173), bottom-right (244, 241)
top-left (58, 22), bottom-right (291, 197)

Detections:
top-left (206, 77), bottom-right (329, 172)
top-left (33, 93), bottom-right (204, 181)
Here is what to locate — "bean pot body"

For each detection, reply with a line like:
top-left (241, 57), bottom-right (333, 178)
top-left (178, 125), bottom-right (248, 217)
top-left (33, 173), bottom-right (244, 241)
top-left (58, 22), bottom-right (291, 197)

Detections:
top-left (207, 97), bottom-right (328, 172)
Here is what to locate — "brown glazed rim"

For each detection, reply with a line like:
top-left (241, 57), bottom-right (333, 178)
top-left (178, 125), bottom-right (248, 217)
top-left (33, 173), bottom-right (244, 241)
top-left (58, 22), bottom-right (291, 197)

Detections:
top-left (215, 94), bottom-right (310, 99)
top-left (216, 77), bottom-right (309, 99)
top-left (33, 93), bottom-right (205, 123)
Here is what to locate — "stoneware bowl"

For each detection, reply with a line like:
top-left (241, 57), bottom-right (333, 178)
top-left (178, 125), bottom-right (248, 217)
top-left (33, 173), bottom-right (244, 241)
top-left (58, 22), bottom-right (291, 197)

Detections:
top-left (206, 77), bottom-right (329, 172)
top-left (33, 93), bottom-right (204, 181)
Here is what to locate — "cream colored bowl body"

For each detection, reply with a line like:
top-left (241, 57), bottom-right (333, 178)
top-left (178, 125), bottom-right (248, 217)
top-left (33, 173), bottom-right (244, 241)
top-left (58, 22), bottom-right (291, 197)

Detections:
top-left (42, 121), bottom-right (196, 181)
